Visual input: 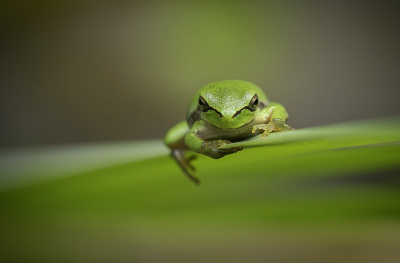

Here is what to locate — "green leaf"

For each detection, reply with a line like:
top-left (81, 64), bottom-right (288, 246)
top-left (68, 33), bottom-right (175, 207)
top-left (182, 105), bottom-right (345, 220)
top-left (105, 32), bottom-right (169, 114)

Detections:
top-left (220, 116), bottom-right (400, 149)
top-left (1, 117), bottom-right (400, 262)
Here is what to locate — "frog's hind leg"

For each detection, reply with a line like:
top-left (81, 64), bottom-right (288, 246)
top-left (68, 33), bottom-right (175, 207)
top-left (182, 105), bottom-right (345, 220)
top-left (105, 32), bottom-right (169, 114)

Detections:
top-left (171, 149), bottom-right (200, 185)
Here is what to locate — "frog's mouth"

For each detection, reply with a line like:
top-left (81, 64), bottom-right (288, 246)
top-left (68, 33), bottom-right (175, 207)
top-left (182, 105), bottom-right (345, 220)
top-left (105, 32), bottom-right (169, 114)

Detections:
top-left (232, 105), bottom-right (253, 118)
top-left (204, 117), bottom-right (257, 130)
top-left (201, 106), bottom-right (259, 130)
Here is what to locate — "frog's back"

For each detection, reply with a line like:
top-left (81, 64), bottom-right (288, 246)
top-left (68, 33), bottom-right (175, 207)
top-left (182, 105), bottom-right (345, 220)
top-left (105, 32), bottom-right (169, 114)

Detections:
top-left (186, 80), bottom-right (268, 127)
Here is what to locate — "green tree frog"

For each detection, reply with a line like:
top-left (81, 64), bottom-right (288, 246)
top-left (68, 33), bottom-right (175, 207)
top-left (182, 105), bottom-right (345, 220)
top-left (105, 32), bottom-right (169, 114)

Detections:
top-left (164, 80), bottom-right (293, 184)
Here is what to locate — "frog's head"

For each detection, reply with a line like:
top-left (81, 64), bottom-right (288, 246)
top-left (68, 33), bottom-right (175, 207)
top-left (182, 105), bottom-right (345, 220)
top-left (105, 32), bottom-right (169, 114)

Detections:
top-left (198, 80), bottom-right (268, 129)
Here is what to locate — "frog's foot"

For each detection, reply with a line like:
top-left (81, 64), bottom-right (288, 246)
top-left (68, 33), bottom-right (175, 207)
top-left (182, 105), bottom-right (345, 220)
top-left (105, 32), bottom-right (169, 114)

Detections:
top-left (252, 119), bottom-right (294, 138)
top-left (201, 139), bottom-right (243, 159)
top-left (171, 149), bottom-right (200, 185)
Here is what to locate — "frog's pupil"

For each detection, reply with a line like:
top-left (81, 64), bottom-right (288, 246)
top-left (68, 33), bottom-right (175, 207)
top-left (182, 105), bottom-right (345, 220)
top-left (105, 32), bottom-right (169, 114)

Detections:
top-left (199, 99), bottom-right (203, 105)
top-left (254, 98), bottom-right (258, 105)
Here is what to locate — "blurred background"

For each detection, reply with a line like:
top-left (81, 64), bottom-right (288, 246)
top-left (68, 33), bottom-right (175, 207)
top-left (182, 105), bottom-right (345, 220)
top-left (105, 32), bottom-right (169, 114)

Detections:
top-left (1, 1), bottom-right (400, 262)
top-left (1, 0), bottom-right (399, 148)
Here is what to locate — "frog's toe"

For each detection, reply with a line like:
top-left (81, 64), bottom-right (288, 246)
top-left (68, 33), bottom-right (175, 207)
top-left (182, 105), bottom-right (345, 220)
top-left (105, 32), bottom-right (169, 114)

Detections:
top-left (216, 145), bottom-right (243, 158)
top-left (186, 154), bottom-right (197, 171)
top-left (252, 124), bottom-right (265, 133)
top-left (230, 145), bottom-right (243, 153)
top-left (260, 132), bottom-right (271, 138)
top-left (253, 120), bottom-right (295, 138)
top-left (273, 119), bottom-right (295, 132)
top-left (202, 140), bottom-right (243, 159)
top-left (171, 149), bottom-right (200, 185)
top-left (220, 146), bottom-right (242, 155)
top-left (253, 123), bottom-right (274, 138)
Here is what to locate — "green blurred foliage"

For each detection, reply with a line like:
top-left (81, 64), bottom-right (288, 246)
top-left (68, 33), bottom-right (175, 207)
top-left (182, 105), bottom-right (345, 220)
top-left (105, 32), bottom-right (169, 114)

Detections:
top-left (1, 117), bottom-right (400, 262)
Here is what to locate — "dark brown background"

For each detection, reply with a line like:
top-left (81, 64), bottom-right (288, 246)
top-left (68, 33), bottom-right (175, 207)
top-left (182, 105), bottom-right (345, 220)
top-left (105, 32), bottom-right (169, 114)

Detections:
top-left (1, 0), bottom-right (399, 148)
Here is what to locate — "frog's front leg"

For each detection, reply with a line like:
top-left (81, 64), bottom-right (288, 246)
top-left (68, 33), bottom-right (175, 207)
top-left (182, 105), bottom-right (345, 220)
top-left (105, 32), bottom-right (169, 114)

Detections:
top-left (185, 121), bottom-right (243, 159)
top-left (252, 102), bottom-right (294, 138)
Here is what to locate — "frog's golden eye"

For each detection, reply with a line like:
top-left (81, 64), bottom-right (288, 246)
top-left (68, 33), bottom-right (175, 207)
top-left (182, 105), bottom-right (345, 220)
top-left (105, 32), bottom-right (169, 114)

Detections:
top-left (249, 94), bottom-right (259, 111)
top-left (198, 96), bottom-right (209, 112)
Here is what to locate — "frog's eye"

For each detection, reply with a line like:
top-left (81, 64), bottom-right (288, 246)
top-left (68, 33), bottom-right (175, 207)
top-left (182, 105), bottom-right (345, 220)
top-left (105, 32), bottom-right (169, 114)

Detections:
top-left (198, 96), bottom-right (209, 112)
top-left (249, 94), bottom-right (259, 111)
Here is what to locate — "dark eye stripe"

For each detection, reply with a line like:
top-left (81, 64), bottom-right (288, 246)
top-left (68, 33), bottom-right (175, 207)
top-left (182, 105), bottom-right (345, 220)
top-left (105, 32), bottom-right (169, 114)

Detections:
top-left (232, 94), bottom-right (259, 118)
top-left (198, 96), bottom-right (223, 117)
top-left (232, 106), bottom-right (250, 118)
top-left (209, 108), bottom-right (223, 117)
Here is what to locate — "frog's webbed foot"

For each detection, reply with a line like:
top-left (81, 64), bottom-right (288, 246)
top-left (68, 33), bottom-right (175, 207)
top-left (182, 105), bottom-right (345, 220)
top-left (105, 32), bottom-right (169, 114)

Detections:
top-left (252, 119), bottom-right (294, 138)
top-left (171, 149), bottom-right (200, 185)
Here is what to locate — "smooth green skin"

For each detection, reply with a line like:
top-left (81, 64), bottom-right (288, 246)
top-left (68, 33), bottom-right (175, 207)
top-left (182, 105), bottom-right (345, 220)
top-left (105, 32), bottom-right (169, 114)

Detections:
top-left (164, 80), bottom-right (292, 184)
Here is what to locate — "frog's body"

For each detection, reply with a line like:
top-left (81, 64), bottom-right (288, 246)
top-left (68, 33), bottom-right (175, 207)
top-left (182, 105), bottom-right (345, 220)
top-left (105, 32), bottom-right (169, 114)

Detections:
top-left (164, 80), bottom-right (293, 184)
